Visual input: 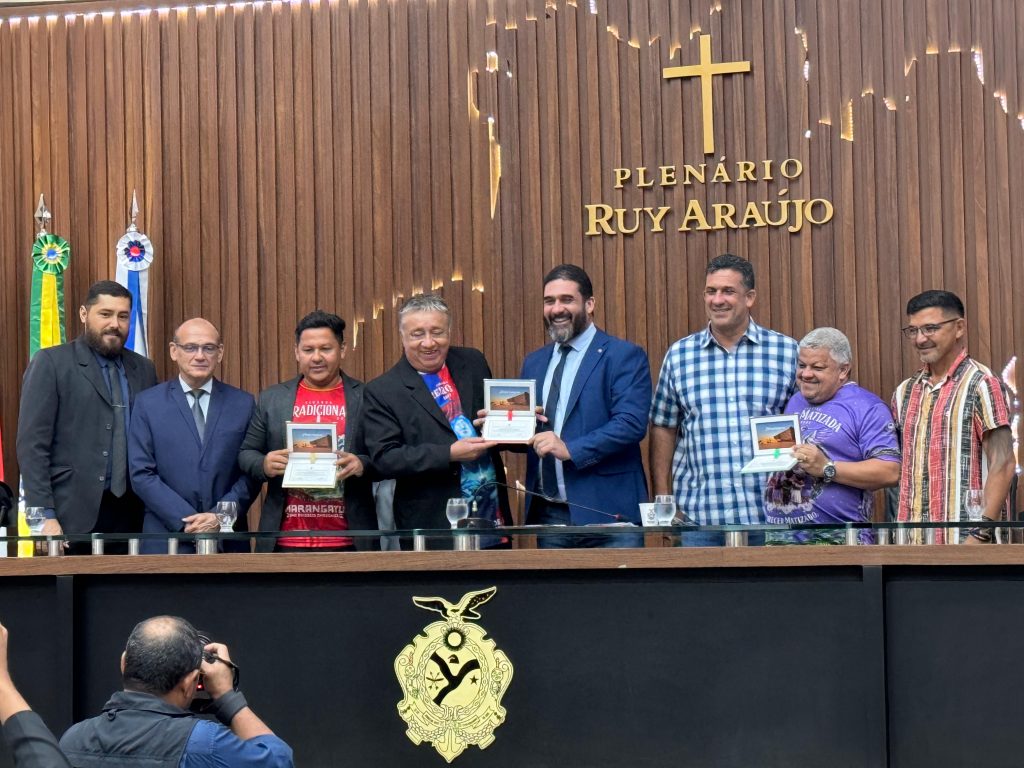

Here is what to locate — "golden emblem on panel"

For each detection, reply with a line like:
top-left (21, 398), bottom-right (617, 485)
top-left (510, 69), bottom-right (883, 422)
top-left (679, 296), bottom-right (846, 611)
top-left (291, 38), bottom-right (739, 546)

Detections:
top-left (395, 587), bottom-right (513, 763)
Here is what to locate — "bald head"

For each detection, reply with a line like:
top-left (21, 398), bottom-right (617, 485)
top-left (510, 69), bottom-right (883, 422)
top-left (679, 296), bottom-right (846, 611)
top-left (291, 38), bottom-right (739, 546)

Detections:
top-left (170, 317), bottom-right (224, 388)
top-left (122, 615), bottom-right (203, 696)
top-left (174, 317), bottom-right (221, 343)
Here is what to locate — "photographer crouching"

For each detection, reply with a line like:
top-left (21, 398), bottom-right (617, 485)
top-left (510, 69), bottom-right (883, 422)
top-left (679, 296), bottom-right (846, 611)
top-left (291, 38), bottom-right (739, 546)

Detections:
top-left (60, 616), bottom-right (293, 767)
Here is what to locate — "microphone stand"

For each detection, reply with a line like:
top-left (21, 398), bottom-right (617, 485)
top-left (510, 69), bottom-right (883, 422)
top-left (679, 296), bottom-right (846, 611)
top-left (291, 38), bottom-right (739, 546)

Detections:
top-left (473, 480), bottom-right (634, 524)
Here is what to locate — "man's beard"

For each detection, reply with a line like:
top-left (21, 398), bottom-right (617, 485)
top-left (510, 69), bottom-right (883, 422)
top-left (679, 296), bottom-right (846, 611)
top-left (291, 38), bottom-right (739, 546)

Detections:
top-left (84, 325), bottom-right (126, 358)
top-left (545, 311), bottom-right (587, 344)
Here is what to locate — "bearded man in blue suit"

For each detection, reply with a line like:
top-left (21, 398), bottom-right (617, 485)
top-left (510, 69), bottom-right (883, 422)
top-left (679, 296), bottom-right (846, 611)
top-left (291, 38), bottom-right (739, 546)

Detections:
top-left (129, 318), bottom-right (256, 553)
top-left (520, 265), bottom-right (652, 547)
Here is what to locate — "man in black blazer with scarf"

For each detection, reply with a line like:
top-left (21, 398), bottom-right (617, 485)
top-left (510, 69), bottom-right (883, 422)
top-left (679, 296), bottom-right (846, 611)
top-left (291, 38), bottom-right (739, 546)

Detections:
top-left (363, 293), bottom-right (511, 534)
top-left (238, 311), bottom-right (377, 552)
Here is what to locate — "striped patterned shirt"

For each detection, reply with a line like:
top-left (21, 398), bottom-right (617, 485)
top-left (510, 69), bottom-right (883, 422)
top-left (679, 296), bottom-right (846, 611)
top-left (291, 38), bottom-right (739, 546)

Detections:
top-left (650, 320), bottom-right (798, 525)
top-left (891, 350), bottom-right (1010, 544)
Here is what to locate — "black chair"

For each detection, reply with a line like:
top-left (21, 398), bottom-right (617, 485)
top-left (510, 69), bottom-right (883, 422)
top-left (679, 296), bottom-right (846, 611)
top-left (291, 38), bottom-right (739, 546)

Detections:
top-left (0, 480), bottom-right (13, 528)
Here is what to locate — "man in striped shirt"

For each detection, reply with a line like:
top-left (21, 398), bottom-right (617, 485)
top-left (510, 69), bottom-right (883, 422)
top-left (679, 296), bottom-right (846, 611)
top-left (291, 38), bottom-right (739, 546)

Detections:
top-left (649, 254), bottom-right (798, 545)
top-left (891, 290), bottom-right (1014, 544)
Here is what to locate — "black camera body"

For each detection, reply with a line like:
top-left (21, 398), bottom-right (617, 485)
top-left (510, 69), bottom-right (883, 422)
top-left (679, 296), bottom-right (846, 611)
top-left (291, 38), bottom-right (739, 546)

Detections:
top-left (190, 649), bottom-right (240, 713)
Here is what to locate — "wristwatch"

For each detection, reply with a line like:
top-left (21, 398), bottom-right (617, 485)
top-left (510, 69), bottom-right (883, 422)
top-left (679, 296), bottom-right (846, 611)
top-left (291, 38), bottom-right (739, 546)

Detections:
top-left (822, 460), bottom-right (837, 484)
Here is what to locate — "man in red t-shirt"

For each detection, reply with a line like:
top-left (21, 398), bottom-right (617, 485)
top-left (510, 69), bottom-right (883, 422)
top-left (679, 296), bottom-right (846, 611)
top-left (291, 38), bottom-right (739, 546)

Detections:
top-left (238, 311), bottom-right (378, 552)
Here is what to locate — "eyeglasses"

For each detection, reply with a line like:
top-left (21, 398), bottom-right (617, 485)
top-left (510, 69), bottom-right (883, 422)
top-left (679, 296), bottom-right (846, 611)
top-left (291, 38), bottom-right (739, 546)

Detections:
top-left (900, 318), bottom-right (958, 340)
top-left (174, 343), bottom-right (221, 356)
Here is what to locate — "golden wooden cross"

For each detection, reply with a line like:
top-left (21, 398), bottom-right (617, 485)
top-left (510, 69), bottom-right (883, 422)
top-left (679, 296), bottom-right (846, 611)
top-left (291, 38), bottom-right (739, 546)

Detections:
top-left (663, 34), bottom-right (751, 155)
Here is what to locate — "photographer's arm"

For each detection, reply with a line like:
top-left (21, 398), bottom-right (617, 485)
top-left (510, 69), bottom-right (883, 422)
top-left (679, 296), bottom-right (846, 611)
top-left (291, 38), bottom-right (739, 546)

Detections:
top-left (201, 643), bottom-right (275, 740)
top-left (225, 707), bottom-right (274, 741)
top-left (0, 622), bottom-right (73, 768)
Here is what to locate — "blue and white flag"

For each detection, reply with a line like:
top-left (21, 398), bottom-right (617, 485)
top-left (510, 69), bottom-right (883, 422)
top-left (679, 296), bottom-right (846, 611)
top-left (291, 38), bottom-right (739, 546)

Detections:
top-left (114, 191), bottom-right (154, 357)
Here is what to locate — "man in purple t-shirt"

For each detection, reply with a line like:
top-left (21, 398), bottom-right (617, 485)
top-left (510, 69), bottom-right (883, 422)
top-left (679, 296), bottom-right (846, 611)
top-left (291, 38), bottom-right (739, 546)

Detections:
top-left (764, 328), bottom-right (901, 543)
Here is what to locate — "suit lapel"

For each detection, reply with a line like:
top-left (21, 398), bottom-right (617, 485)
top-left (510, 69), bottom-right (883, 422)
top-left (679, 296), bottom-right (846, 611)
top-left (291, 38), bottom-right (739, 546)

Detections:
top-left (271, 377), bottom-right (302, 450)
top-left (398, 357), bottom-right (453, 433)
top-left (122, 352), bottom-right (142, 406)
top-left (202, 380), bottom-right (226, 454)
top-left (341, 374), bottom-right (362, 446)
top-left (74, 337), bottom-right (113, 406)
top-left (170, 380), bottom-right (203, 447)
top-left (531, 344), bottom-right (556, 407)
top-left (564, 330), bottom-right (608, 418)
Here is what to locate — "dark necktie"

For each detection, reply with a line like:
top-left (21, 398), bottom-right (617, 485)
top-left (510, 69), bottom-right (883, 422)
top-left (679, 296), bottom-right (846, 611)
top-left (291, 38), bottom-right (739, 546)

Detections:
top-left (541, 345), bottom-right (571, 498)
top-left (191, 389), bottom-right (206, 441)
top-left (107, 362), bottom-right (127, 497)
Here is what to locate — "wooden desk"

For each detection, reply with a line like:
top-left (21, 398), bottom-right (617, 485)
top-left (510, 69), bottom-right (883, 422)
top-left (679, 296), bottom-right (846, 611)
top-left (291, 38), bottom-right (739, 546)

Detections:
top-left (8, 543), bottom-right (1024, 574)
top-left (0, 547), bottom-right (1019, 768)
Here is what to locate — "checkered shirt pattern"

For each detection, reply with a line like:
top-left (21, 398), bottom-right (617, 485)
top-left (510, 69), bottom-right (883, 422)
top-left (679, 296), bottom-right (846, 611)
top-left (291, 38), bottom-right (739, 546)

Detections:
top-left (650, 320), bottom-right (798, 524)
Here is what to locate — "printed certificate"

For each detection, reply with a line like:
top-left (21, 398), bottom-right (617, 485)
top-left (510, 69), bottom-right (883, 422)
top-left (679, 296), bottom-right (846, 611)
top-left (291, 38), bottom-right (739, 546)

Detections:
top-left (282, 422), bottom-right (338, 489)
top-left (481, 379), bottom-right (537, 443)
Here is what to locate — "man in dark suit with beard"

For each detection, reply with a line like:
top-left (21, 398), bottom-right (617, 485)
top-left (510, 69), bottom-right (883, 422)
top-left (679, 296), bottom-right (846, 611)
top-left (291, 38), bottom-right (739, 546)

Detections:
top-left (520, 265), bottom-right (651, 547)
top-left (17, 280), bottom-right (158, 553)
top-left (363, 294), bottom-right (511, 536)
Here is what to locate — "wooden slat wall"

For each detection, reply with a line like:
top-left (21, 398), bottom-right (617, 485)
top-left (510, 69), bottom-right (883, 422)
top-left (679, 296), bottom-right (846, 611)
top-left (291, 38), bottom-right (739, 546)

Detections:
top-left (1, 0), bottom-right (1022, 489)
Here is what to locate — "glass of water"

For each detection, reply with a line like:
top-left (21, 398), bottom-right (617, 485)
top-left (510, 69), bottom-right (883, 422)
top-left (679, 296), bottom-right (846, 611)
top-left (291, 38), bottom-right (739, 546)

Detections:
top-left (23, 507), bottom-right (46, 535)
top-left (446, 498), bottom-right (470, 529)
top-left (215, 501), bottom-right (239, 533)
top-left (653, 495), bottom-right (676, 525)
top-left (964, 489), bottom-right (985, 523)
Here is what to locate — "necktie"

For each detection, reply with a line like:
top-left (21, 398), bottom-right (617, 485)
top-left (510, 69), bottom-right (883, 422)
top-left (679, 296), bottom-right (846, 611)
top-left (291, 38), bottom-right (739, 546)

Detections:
top-left (107, 362), bottom-right (127, 497)
top-left (541, 345), bottom-right (571, 498)
top-left (191, 389), bottom-right (206, 442)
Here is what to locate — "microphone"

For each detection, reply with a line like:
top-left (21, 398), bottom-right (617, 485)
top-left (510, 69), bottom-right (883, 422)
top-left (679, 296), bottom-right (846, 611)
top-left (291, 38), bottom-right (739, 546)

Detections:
top-left (472, 480), bottom-right (633, 524)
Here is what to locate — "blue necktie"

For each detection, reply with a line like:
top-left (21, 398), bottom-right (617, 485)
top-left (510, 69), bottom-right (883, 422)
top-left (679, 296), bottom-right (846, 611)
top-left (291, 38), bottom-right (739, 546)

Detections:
top-left (191, 389), bottom-right (206, 442)
top-left (541, 345), bottom-right (571, 498)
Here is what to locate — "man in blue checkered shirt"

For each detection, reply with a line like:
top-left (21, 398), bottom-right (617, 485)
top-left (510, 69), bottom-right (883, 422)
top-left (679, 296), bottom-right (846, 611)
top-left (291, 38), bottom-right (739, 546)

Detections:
top-left (649, 254), bottom-right (798, 545)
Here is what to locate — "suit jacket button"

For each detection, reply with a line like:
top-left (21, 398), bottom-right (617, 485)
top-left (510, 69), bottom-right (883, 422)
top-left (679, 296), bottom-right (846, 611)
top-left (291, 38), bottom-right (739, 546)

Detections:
top-left (103, 451), bottom-right (109, 457)
top-left (98, 475), bottom-right (105, 482)
top-left (105, 424), bottom-right (112, 430)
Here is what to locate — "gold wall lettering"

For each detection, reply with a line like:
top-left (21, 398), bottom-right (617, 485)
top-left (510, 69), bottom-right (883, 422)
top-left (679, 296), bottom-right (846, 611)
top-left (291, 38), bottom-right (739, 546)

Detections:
top-left (586, 158), bottom-right (834, 236)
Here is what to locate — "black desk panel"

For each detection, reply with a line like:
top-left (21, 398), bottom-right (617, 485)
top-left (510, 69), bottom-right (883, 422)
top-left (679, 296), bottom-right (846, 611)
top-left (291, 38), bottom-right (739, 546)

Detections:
top-left (66, 566), bottom-right (883, 768)
top-left (1, 550), bottom-right (1020, 768)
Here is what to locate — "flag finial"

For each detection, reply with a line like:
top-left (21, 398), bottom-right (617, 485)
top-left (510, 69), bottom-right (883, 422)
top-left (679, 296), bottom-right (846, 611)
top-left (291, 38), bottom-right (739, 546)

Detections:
top-left (34, 194), bottom-right (51, 237)
top-left (128, 190), bottom-right (140, 232)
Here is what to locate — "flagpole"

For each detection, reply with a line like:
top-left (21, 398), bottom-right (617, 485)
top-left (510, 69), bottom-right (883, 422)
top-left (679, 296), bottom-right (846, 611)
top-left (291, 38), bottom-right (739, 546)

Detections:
top-left (21, 195), bottom-right (71, 557)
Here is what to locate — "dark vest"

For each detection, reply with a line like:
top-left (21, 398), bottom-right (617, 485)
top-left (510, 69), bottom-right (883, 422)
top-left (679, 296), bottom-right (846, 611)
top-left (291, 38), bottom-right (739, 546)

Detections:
top-left (59, 690), bottom-right (200, 768)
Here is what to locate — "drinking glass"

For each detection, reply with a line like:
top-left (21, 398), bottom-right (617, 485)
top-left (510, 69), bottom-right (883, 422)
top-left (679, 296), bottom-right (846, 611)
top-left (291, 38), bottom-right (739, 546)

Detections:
top-left (215, 501), bottom-right (239, 533)
top-left (653, 495), bottom-right (676, 525)
top-left (23, 507), bottom-right (46, 535)
top-left (446, 498), bottom-right (470, 529)
top-left (964, 489), bottom-right (985, 523)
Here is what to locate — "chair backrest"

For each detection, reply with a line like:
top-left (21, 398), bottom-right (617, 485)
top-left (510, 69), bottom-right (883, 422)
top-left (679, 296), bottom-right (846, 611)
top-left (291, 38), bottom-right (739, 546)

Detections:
top-left (0, 481), bottom-right (12, 527)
